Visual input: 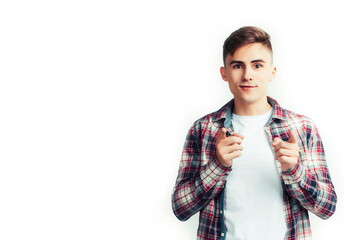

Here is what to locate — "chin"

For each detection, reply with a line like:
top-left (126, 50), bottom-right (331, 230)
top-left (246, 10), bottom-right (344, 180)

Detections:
top-left (235, 94), bottom-right (263, 105)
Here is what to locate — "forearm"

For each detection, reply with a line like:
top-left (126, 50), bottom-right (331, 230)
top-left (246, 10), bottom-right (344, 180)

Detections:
top-left (282, 163), bottom-right (337, 219)
top-left (172, 157), bottom-right (230, 221)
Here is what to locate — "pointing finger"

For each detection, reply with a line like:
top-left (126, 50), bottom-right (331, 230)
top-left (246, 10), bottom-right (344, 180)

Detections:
top-left (217, 127), bottom-right (227, 140)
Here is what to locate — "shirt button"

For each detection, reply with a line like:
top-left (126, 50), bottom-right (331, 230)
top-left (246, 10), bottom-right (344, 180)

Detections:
top-left (221, 233), bottom-right (225, 237)
top-left (220, 210), bottom-right (223, 214)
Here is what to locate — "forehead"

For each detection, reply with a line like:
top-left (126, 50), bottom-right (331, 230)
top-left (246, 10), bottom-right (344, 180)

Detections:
top-left (226, 43), bottom-right (273, 64)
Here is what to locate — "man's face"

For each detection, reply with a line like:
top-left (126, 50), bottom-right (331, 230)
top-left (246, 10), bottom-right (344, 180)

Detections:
top-left (220, 43), bottom-right (276, 106)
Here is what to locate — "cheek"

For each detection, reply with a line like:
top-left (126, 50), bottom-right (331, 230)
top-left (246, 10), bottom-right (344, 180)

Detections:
top-left (258, 71), bottom-right (274, 83)
top-left (228, 71), bottom-right (242, 82)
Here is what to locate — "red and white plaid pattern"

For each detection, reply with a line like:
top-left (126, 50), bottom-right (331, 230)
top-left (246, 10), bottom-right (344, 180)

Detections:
top-left (172, 97), bottom-right (337, 240)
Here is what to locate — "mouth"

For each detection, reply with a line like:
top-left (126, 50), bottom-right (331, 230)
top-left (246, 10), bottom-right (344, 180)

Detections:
top-left (239, 85), bottom-right (257, 90)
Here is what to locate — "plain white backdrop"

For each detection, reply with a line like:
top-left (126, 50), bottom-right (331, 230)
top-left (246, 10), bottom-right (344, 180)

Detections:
top-left (0, 0), bottom-right (343, 239)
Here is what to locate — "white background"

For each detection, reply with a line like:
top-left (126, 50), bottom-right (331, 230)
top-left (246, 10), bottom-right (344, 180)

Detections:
top-left (0, 0), bottom-right (343, 239)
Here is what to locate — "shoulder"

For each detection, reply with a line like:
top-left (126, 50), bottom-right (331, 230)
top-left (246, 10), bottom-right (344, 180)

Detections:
top-left (278, 105), bottom-right (320, 145)
top-left (190, 101), bottom-right (231, 133)
top-left (282, 107), bottom-right (317, 130)
top-left (190, 101), bottom-right (232, 135)
top-left (270, 97), bottom-right (317, 130)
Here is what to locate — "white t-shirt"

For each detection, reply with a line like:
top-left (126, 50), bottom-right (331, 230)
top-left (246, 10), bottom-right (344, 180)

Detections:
top-left (224, 108), bottom-right (287, 240)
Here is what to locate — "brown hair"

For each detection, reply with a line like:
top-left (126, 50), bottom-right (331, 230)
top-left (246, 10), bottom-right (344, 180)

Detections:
top-left (223, 26), bottom-right (272, 66)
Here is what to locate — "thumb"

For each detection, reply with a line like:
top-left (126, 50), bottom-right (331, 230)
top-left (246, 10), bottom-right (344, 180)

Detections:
top-left (217, 127), bottom-right (227, 140)
top-left (233, 132), bottom-right (244, 140)
top-left (288, 130), bottom-right (298, 144)
top-left (272, 137), bottom-right (282, 147)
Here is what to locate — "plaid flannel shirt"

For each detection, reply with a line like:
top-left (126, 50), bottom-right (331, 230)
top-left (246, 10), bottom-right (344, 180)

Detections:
top-left (172, 97), bottom-right (337, 240)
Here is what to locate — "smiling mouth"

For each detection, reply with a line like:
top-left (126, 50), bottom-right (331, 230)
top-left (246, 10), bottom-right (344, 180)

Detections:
top-left (239, 85), bottom-right (257, 89)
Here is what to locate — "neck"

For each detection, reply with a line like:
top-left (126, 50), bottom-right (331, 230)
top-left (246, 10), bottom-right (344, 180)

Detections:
top-left (233, 98), bottom-right (272, 116)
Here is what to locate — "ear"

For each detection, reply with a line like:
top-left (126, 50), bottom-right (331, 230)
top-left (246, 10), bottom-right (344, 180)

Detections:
top-left (220, 66), bottom-right (228, 82)
top-left (270, 66), bottom-right (277, 82)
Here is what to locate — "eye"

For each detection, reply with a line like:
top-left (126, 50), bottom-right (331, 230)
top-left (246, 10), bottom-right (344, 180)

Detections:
top-left (254, 63), bottom-right (263, 69)
top-left (233, 64), bottom-right (242, 69)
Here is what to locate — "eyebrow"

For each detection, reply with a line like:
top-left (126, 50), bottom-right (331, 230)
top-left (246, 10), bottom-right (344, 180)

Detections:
top-left (229, 59), bottom-right (266, 66)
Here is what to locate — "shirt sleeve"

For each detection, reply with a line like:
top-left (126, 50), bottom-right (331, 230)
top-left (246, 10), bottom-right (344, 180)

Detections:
top-left (281, 123), bottom-right (337, 220)
top-left (171, 125), bottom-right (231, 221)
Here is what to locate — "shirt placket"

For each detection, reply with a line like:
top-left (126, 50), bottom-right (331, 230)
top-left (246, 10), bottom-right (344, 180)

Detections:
top-left (219, 122), bottom-right (234, 240)
top-left (265, 120), bottom-right (292, 239)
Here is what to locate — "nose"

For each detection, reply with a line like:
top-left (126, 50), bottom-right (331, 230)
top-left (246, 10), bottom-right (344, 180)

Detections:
top-left (243, 67), bottom-right (253, 81)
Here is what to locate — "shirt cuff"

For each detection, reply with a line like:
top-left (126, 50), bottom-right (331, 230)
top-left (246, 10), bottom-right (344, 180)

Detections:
top-left (200, 156), bottom-right (231, 190)
top-left (282, 162), bottom-right (306, 186)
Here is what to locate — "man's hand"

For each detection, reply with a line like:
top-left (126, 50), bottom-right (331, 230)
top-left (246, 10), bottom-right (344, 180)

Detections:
top-left (272, 130), bottom-right (300, 172)
top-left (216, 127), bottom-right (244, 168)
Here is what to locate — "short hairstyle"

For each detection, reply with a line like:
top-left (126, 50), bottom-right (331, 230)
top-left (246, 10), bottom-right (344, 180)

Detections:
top-left (223, 26), bottom-right (273, 66)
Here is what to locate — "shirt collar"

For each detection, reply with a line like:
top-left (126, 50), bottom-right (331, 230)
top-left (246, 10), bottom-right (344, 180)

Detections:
top-left (214, 96), bottom-right (288, 128)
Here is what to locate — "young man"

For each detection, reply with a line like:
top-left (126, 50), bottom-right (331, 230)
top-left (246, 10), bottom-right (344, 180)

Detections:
top-left (172, 26), bottom-right (337, 240)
